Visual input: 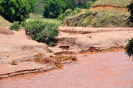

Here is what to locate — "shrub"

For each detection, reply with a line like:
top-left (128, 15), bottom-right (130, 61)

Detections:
top-left (58, 13), bottom-right (65, 23)
top-left (43, 0), bottom-right (66, 18)
top-left (71, 8), bottom-right (82, 16)
top-left (86, 0), bottom-right (97, 9)
top-left (125, 38), bottom-right (133, 57)
top-left (77, 1), bottom-right (86, 8)
top-left (86, 9), bottom-right (92, 15)
top-left (65, 11), bottom-right (93, 26)
top-left (82, 17), bottom-right (91, 27)
top-left (63, 0), bottom-right (76, 10)
top-left (23, 20), bottom-right (59, 46)
top-left (9, 22), bottom-right (20, 31)
top-left (65, 9), bottom-right (72, 16)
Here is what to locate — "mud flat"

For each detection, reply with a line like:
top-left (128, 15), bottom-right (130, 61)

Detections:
top-left (0, 27), bottom-right (77, 79)
top-left (51, 26), bottom-right (133, 54)
top-left (0, 26), bottom-right (133, 79)
top-left (0, 53), bottom-right (77, 80)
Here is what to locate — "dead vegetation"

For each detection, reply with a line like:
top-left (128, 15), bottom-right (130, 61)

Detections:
top-left (33, 53), bottom-right (77, 68)
top-left (11, 60), bottom-right (18, 65)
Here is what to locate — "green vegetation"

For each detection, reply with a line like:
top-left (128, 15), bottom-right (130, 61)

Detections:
top-left (77, 0), bottom-right (97, 9)
top-left (64, 9), bottom-right (72, 16)
top-left (86, 0), bottom-right (97, 9)
top-left (125, 38), bottom-right (133, 57)
top-left (0, 0), bottom-right (31, 23)
top-left (65, 10), bottom-right (132, 27)
top-left (92, 10), bottom-right (130, 27)
top-left (27, 13), bottom-right (62, 26)
top-left (125, 1), bottom-right (133, 58)
top-left (71, 8), bottom-right (82, 16)
top-left (23, 20), bottom-right (59, 46)
top-left (93, 0), bottom-right (131, 7)
top-left (65, 10), bottom-right (93, 26)
top-left (9, 22), bottom-right (20, 31)
top-left (26, 0), bottom-right (39, 13)
top-left (34, 0), bottom-right (44, 14)
top-left (63, 0), bottom-right (76, 10)
top-left (126, 0), bottom-right (133, 23)
top-left (43, 0), bottom-right (66, 18)
top-left (58, 13), bottom-right (65, 23)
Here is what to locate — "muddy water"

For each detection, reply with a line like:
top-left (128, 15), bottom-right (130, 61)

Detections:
top-left (0, 51), bottom-right (133, 88)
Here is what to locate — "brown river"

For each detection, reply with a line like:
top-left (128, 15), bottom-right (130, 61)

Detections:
top-left (0, 51), bottom-right (133, 88)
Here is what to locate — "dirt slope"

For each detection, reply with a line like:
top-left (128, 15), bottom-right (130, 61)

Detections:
top-left (0, 27), bottom-right (52, 61)
top-left (50, 26), bottom-right (133, 54)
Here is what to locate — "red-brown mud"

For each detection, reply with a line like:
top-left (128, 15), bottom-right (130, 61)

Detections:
top-left (90, 5), bottom-right (127, 12)
top-left (0, 51), bottom-right (133, 88)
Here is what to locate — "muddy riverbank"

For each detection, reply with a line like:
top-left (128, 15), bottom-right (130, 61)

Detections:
top-left (0, 51), bottom-right (133, 88)
top-left (0, 27), bottom-right (133, 79)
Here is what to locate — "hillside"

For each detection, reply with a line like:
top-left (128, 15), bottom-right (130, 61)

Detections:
top-left (93, 0), bottom-right (131, 7)
top-left (65, 0), bottom-right (133, 27)
top-left (90, 0), bottom-right (132, 12)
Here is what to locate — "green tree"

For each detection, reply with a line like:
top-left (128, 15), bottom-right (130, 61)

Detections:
top-left (43, 0), bottom-right (66, 18)
top-left (26, 0), bottom-right (39, 13)
top-left (127, 0), bottom-right (133, 22)
top-left (63, 0), bottom-right (76, 10)
top-left (0, 0), bottom-right (31, 23)
top-left (126, 1), bottom-right (133, 58)
top-left (125, 38), bottom-right (133, 58)
top-left (58, 13), bottom-right (65, 23)
top-left (78, 1), bottom-right (86, 8)
top-left (86, 0), bottom-right (97, 9)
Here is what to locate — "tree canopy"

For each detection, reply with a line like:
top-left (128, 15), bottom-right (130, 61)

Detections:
top-left (0, 0), bottom-right (31, 23)
top-left (63, 0), bottom-right (76, 10)
top-left (127, 0), bottom-right (133, 22)
top-left (26, 0), bottom-right (39, 13)
top-left (43, 0), bottom-right (66, 18)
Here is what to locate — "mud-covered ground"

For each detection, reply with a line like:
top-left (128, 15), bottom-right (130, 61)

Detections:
top-left (0, 51), bottom-right (133, 88)
top-left (52, 26), bottom-right (133, 54)
top-left (0, 26), bottom-right (133, 79)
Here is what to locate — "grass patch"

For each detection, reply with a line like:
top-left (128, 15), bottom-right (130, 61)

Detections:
top-left (92, 10), bottom-right (131, 27)
top-left (26, 13), bottom-right (62, 26)
top-left (0, 13), bottom-right (62, 27)
top-left (65, 11), bottom-right (93, 26)
top-left (93, 0), bottom-right (131, 7)
top-left (65, 10), bottom-right (132, 27)
top-left (0, 16), bottom-right (12, 27)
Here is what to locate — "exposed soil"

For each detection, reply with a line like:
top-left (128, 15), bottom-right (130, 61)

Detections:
top-left (0, 27), bottom-right (52, 60)
top-left (90, 5), bottom-right (127, 12)
top-left (53, 26), bottom-right (133, 54)
top-left (0, 26), bottom-right (133, 79)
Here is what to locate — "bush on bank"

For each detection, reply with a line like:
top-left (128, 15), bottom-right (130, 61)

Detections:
top-left (23, 20), bottom-right (59, 46)
top-left (125, 38), bottom-right (133, 57)
top-left (9, 20), bottom-right (59, 46)
top-left (9, 22), bottom-right (20, 31)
